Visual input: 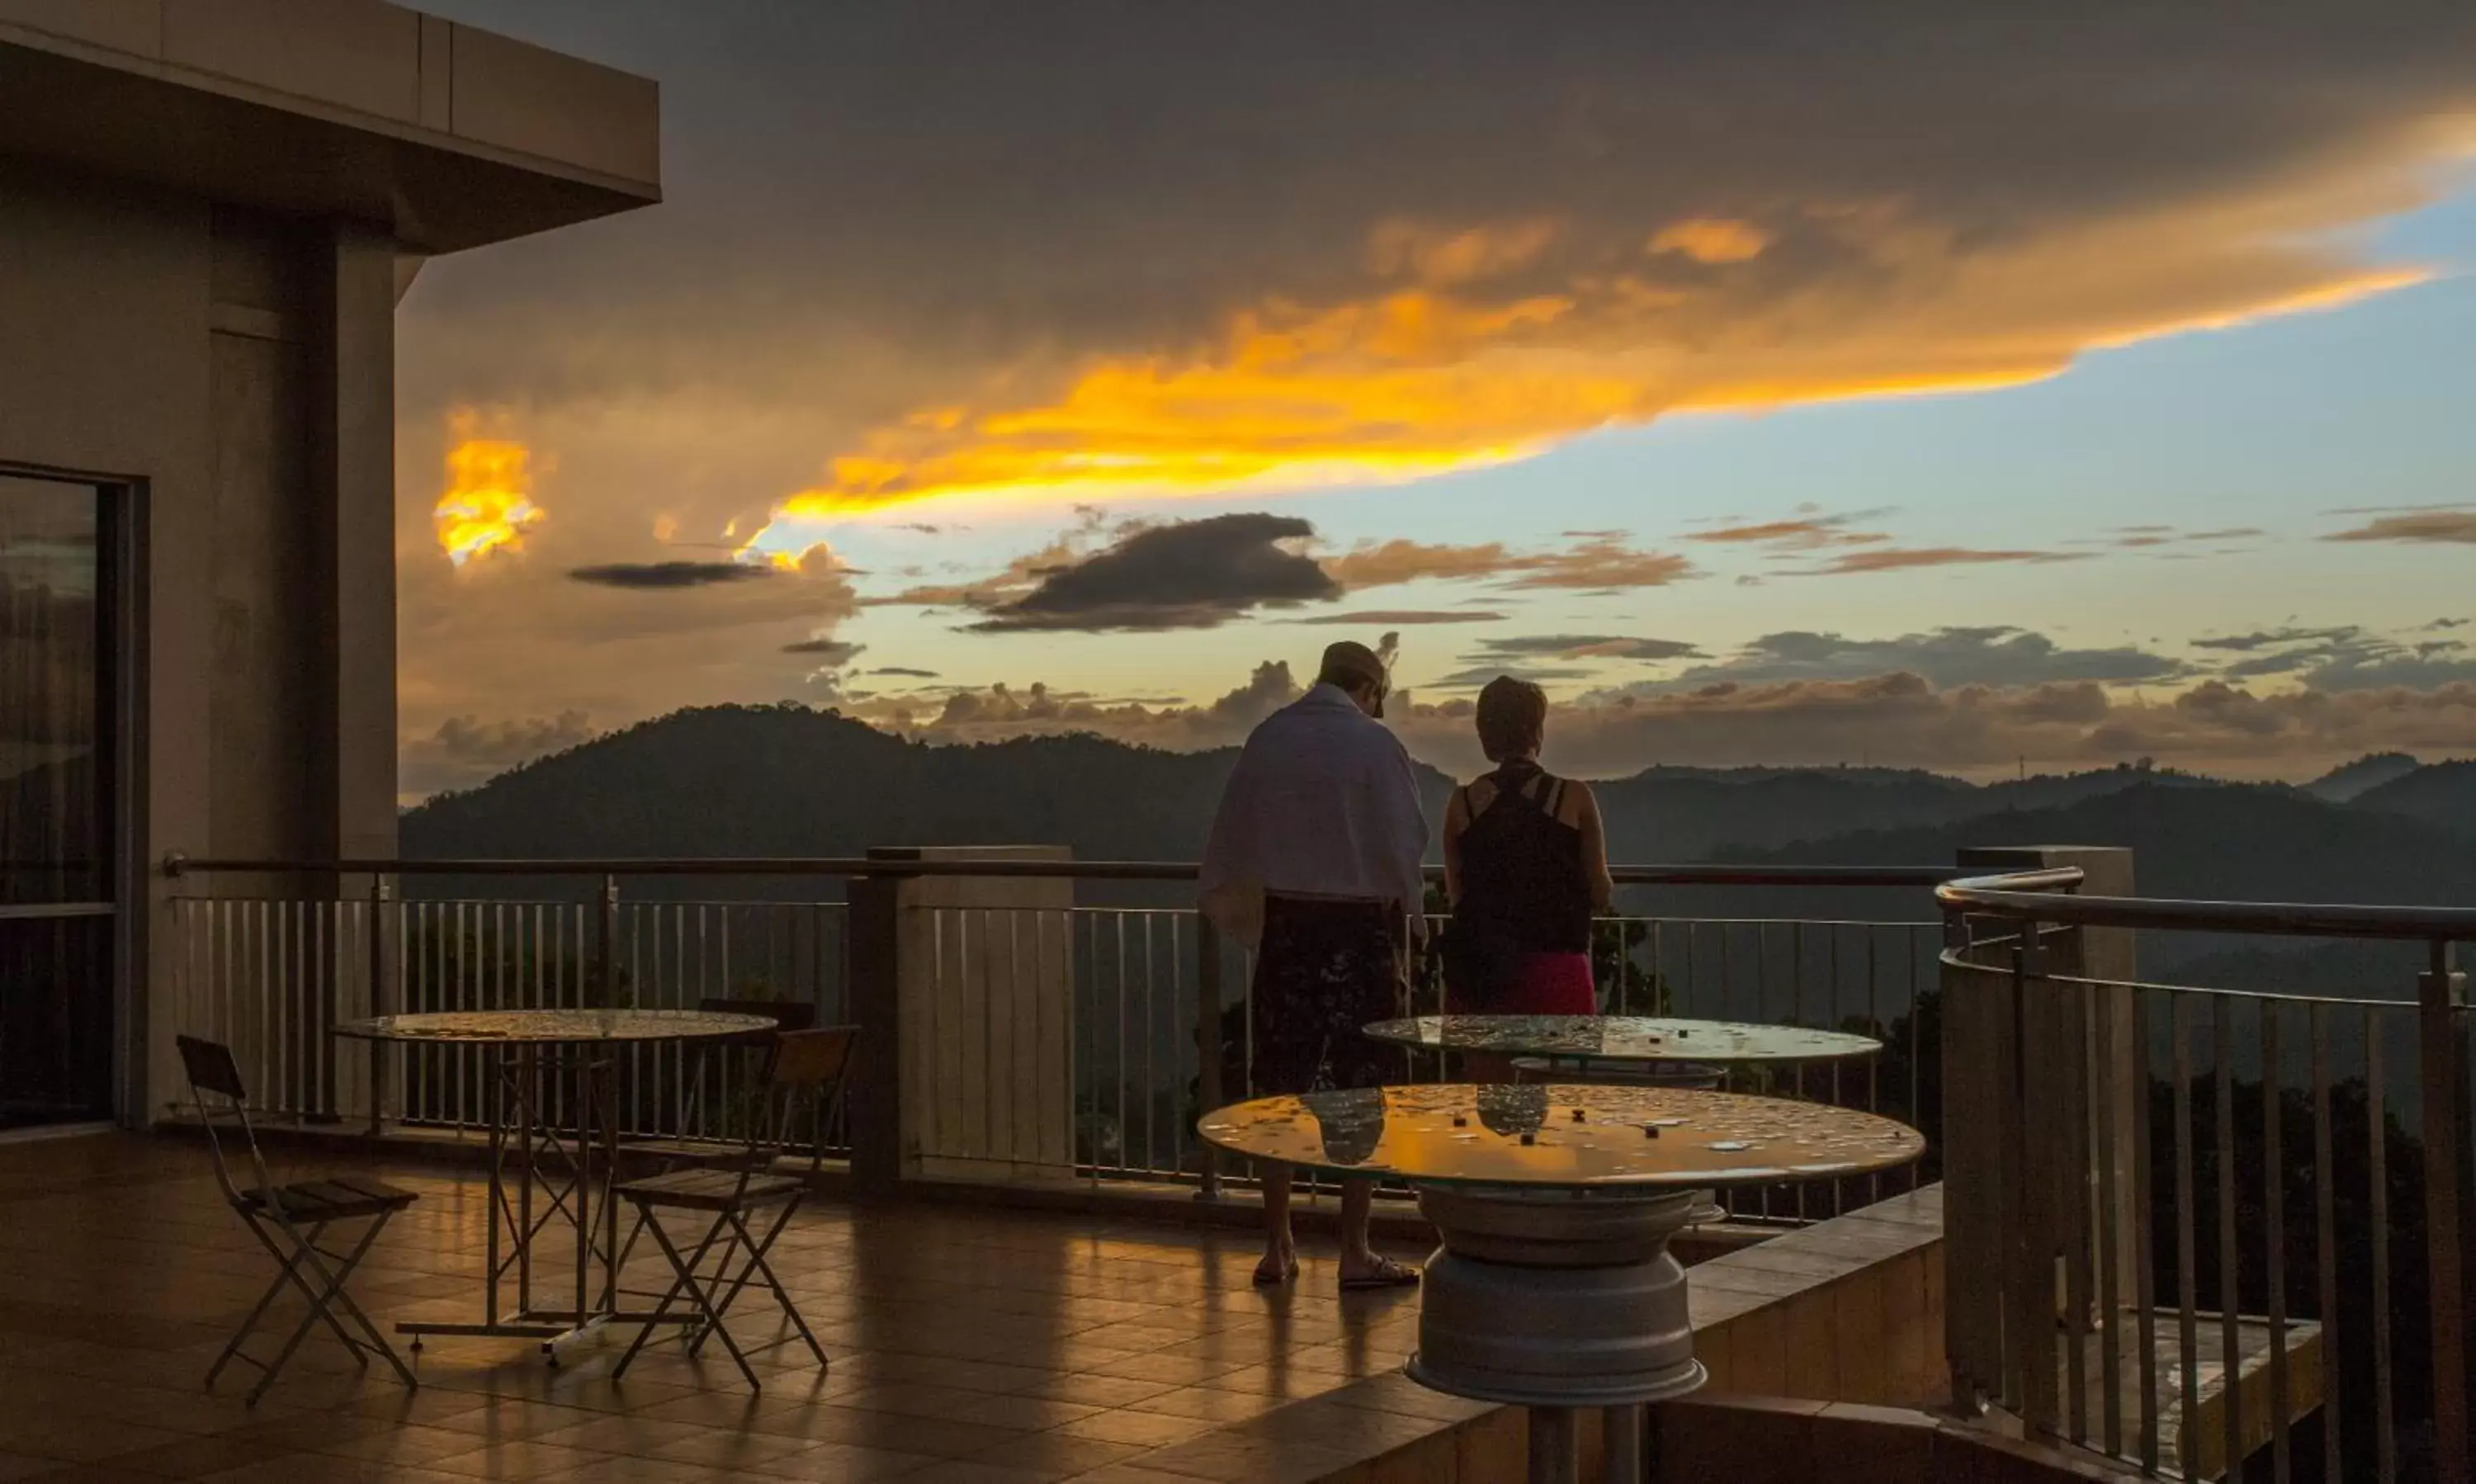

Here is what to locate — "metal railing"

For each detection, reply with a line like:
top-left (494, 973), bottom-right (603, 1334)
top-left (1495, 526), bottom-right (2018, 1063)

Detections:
top-left (161, 854), bottom-right (1949, 1214)
top-left (1940, 867), bottom-right (2476, 1483)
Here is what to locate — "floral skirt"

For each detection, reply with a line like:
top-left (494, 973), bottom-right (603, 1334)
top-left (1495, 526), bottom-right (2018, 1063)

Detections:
top-left (1246, 896), bottom-right (1407, 1097)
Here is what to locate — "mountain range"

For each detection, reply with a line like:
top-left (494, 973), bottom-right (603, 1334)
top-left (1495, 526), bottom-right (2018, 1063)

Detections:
top-left (402, 705), bottom-right (2475, 986)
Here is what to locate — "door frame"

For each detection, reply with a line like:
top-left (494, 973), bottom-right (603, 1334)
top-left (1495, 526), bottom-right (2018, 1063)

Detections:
top-left (0, 461), bottom-right (142, 1126)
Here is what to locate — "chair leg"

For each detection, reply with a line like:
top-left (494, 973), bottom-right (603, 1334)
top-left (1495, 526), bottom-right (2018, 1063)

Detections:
top-left (612, 1202), bottom-right (729, 1382)
top-left (721, 1204), bottom-right (826, 1368)
top-left (642, 1208), bottom-right (761, 1390)
top-left (243, 1212), bottom-right (414, 1405)
top-left (688, 1201), bottom-right (815, 1365)
top-left (683, 1199), bottom-right (783, 1358)
top-left (209, 1217), bottom-right (331, 1390)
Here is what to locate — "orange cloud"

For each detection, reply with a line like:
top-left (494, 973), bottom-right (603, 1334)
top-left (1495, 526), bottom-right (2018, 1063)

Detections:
top-left (745, 204), bottom-right (2436, 542)
top-left (1321, 532), bottom-right (1692, 591)
top-left (1367, 218), bottom-right (1562, 285)
top-left (433, 414), bottom-right (544, 565)
top-left (1647, 217), bottom-right (1772, 264)
top-left (1803, 546), bottom-right (2092, 576)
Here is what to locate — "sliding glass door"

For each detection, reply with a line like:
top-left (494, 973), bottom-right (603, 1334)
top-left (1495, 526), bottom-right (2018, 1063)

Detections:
top-left (0, 472), bottom-right (118, 1127)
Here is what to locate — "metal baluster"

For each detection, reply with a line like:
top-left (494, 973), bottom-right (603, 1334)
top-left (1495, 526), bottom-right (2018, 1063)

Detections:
top-left (2095, 976), bottom-right (2124, 1461)
top-left (2261, 1000), bottom-right (2289, 1484)
top-left (1144, 913), bottom-right (1159, 1175)
top-left (2216, 995), bottom-right (2241, 1482)
top-left (2421, 941), bottom-right (2473, 1484)
top-left (2370, 1016), bottom-right (2394, 1483)
top-left (2311, 1000), bottom-right (2341, 1484)
top-left (2133, 985), bottom-right (2160, 1475)
top-left (2063, 973), bottom-right (2091, 1448)
top-left (2173, 992), bottom-right (2200, 1482)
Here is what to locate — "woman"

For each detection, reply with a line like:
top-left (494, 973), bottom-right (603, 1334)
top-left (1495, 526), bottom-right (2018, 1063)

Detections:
top-left (1440, 676), bottom-right (1614, 1014)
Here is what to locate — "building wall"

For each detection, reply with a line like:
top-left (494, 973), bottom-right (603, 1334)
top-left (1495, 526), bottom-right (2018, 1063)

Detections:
top-left (0, 158), bottom-right (399, 1120)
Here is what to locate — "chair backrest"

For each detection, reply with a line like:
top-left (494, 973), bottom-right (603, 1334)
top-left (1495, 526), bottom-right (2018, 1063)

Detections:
top-left (727, 1027), bottom-right (859, 1189)
top-left (177, 1034), bottom-right (272, 1206)
top-left (769, 1026), bottom-right (855, 1089)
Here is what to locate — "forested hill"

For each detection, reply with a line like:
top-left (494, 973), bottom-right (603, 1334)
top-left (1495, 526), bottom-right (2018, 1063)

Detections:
top-left (404, 707), bottom-right (2476, 895)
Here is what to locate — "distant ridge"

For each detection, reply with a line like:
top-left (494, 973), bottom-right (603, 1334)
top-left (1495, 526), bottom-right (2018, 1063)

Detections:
top-left (2304, 751), bottom-right (2424, 803)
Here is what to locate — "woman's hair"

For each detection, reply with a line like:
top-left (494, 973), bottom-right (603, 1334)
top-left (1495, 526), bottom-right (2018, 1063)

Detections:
top-left (1475, 675), bottom-right (1548, 763)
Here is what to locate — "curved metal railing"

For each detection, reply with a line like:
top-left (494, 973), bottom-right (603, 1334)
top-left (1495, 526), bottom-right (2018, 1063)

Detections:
top-left (1936, 864), bottom-right (2470, 1483)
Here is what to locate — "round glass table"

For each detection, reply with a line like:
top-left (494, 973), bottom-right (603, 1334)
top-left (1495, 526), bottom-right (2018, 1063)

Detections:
top-left (1361, 1014), bottom-right (1882, 1069)
top-left (1198, 1084), bottom-right (1923, 1484)
top-left (335, 1008), bottom-right (777, 1355)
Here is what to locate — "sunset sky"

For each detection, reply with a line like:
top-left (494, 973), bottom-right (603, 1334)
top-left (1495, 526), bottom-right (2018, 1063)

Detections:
top-left (395, 2), bottom-right (2476, 796)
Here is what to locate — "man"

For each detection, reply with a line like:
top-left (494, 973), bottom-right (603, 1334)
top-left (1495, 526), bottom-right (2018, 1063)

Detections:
top-left (1200, 640), bottom-right (1426, 1290)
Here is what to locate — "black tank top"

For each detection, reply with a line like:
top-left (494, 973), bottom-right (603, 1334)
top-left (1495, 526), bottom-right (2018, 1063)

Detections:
top-left (1453, 760), bottom-right (1592, 954)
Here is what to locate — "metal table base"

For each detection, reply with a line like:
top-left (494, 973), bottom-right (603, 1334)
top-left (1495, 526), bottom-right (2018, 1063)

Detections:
top-left (396, 1047), bottom-right (692, 1359)
top-left (1406, 1187), bottom-right (1706, 1484)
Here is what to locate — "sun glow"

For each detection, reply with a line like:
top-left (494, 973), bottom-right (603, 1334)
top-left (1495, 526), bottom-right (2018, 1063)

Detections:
top-left (434, 418), bottom-right (544, 565)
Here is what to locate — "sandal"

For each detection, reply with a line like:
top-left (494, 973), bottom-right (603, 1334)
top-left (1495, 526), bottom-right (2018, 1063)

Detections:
top-left (1339, 1256), bottom-right (1421, 1292)
top-left (1253, 1254), bottom-right (1300, 1287)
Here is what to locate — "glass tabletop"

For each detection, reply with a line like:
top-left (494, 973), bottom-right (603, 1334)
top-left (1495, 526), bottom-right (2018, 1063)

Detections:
top-left (1361, 1014), bottom-right (1881, 1064)
top-left (331, 1009), bottom-right (778, 1044)
top-left (1196, 1084), bottom-right (1923, 1188)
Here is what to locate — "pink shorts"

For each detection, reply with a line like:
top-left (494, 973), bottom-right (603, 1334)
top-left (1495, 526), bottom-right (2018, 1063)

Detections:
top-left (1448, 951), bottom-right (1596, 1016)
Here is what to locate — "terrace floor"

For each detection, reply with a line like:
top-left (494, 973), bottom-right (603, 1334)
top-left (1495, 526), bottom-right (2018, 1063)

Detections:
top-left (0, 1132), bottom-right (1458, 1482)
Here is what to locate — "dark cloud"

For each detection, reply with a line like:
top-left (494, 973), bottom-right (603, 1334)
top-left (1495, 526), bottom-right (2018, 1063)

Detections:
top-left (1425, 665), bottom-right (1600, 689)
top-left (2193, 625), bottom-right (2476, 691)
top-left (781, 638), bottom-right (865, 665)
top-left (868, 665), bottom-right (941, 678)
top-left (1468, 635), bottom-right (1705, 662)
top-left (1593, 626), bottom-right (2186, 698)
top-left (2105, 525), bottom-right (2267, 549)
top-left (569, 560), bottom-right (773, 589)
top-left (848, 655), bottom-right (2476, 782)
top-left (966, 513), bottom-right (1340, 632)
top-left (2190, 626), bottom-right (2359, 654)
top-left (2322, 508), bottom-right (2476, 545)
top-left (1292, 609), bottom-right (1510, 626)
top-left (845, 660), bottom-right (1302, 747)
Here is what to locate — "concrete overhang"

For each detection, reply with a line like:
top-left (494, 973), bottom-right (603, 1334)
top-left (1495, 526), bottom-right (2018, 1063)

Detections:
top-left (0, 0), bottom-right (659, 252)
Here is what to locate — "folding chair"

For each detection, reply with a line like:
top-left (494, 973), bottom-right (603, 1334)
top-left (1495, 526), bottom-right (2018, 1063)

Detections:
top-left (676, 997), bottom-right (816, 1142)
top-left (177, 1035), bottom-right (420, 1406)
top-left (614, 998), bottom-right (820, 1279)
top-left (612, 1025), bottom-right (855, 1391)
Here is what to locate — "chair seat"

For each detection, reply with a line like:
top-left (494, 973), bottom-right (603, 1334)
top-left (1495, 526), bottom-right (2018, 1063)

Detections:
top-left (242, 1177), bottom-right (419, 1223)
top-left (615, 1168), bottom-right (804, 1212)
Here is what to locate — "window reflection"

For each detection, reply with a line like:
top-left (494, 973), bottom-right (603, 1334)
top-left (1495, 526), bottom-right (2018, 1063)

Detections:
top-left (0, 475), bottom-right (103, 906)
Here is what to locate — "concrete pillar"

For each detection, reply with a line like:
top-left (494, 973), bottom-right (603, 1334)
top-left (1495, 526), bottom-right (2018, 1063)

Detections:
top-left (848, 847), bottom-right (1080, 1192)
top-left (1941, 844), bottom-right (2136, 1419)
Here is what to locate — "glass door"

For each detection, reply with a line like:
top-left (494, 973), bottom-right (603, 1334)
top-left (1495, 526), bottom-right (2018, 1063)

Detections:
top-left (0, 472), bottom-right (118, 1127)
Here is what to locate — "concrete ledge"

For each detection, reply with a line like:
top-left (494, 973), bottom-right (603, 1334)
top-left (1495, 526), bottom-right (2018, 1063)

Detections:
top-left (1104, 1185), bottom-right (1954, 1482)
top-left (0, 0), bottom-right (658, 249)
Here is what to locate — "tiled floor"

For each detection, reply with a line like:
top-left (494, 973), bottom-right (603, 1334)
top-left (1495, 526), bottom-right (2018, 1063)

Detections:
top-left (0, 1133), bottom-right (1440, 1482)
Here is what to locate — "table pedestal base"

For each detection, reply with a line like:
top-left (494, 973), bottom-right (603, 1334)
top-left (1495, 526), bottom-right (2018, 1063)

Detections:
top-left (1406, 1187), bottom-right (1705, 1484)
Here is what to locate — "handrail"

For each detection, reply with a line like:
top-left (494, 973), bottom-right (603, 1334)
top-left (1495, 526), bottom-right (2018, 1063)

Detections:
top-left (159, 851), bottom-right (1963, 889)
top-left (1941, 865), bottom-right (2476, 942)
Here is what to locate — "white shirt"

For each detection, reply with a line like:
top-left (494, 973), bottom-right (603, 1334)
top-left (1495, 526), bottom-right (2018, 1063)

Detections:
top-left (1198, 683), bottom-right (1429, 948)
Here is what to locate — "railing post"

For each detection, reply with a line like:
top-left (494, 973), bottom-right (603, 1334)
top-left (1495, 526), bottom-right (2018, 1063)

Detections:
top-left (2419, 943), bottom-right (2472, 1483)
top-left (846, 871), bottom-right (904, 1197)
top-left (595, 873), bottom-right (619, 1009)
top-left (1940, 900), bottom-right (2000, 1415)
top-left (1195, 915), bottom-right (1224, 1202)
top-left (365, 872), bottom-right (390, 1136)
